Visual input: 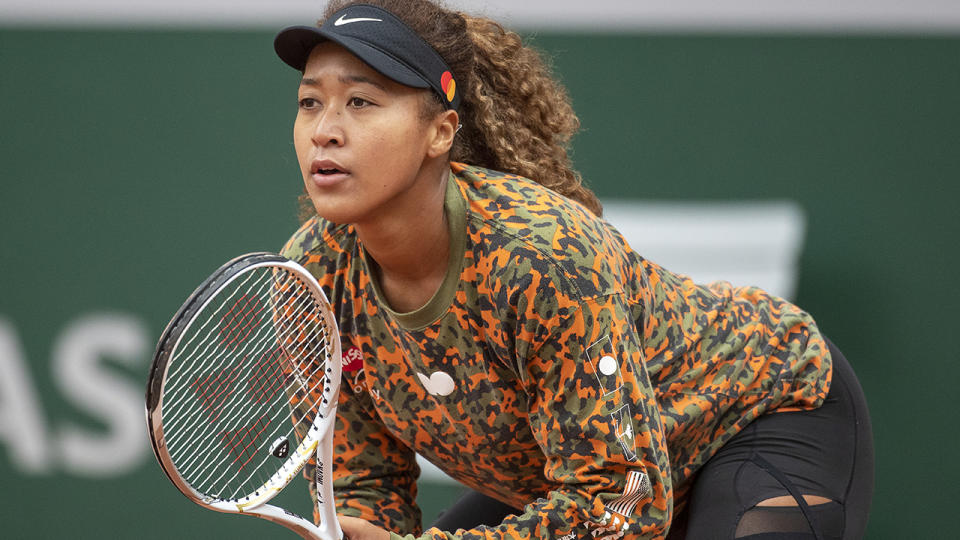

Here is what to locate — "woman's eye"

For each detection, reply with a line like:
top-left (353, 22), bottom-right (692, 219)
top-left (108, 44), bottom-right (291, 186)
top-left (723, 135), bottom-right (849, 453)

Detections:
top-left (348, 97), bottom-right (370, 108)
top-left (298, 98), bottom-right (319, 109)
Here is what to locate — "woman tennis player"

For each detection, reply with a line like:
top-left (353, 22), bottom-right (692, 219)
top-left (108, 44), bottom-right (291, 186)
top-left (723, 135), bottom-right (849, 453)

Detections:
top-left (271, 1), bottom-right (874, 538)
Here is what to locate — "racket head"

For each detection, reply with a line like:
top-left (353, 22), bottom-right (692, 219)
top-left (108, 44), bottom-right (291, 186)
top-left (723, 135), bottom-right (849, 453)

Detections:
top-left (145, 253), bottom-right (341, 517)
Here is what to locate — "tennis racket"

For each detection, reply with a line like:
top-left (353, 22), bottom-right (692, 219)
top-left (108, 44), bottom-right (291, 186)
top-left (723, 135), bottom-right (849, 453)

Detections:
top-left (145, 253), bottom-right (343, 539)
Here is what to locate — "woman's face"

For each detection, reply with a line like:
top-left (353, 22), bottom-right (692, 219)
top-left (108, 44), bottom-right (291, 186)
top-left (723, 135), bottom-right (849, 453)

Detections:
top-left (293, 42), bottom-right (445, 226)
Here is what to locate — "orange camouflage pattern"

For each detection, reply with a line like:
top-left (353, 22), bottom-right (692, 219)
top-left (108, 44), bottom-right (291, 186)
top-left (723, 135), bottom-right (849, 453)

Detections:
top-left (281, 163), bottom-right (831, 539)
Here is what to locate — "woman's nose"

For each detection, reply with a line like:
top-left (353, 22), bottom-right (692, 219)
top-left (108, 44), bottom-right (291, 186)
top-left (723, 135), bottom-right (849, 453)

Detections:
top-left (311, 111), bottom-right (345, 147)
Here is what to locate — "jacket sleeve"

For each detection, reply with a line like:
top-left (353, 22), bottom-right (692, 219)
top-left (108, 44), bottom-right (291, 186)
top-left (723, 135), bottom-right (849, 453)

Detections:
top-left (399, 293), bottom-right (673, 540)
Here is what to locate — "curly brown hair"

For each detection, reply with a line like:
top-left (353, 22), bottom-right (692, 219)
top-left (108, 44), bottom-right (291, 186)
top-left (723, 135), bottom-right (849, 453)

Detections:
top-left (296, 0), bottom-right (602, 220)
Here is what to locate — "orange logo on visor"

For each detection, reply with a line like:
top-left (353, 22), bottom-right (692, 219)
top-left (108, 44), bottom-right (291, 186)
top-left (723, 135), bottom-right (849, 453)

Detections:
top-left (440, 71), bottom-right (456, 102)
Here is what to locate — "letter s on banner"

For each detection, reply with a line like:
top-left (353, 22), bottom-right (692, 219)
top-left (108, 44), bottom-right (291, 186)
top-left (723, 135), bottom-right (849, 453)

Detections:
top-left (52, 312), bottom-right (149, 477)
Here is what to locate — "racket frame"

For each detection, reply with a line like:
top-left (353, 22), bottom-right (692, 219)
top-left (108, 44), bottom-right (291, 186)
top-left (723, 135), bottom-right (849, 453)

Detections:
top-left (145, 253), bottom-right (342, 540)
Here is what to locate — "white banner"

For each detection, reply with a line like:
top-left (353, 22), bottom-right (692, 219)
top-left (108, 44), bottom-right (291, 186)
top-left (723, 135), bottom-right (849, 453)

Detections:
top-left (2, 0), bottom-right (960, 32)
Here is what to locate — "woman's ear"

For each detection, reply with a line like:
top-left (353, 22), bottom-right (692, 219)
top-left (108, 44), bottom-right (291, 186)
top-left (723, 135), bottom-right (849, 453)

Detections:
top-left (426, 109), bottom-right (460, 158)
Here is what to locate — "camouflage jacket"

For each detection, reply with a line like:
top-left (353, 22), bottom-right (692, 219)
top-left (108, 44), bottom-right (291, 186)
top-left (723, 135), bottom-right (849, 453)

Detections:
top-left (281, 163), bottom-right (831, 539)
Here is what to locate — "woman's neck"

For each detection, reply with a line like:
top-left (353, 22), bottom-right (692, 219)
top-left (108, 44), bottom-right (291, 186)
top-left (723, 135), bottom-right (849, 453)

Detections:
top-left (355, 163), bottom-right (451, 313)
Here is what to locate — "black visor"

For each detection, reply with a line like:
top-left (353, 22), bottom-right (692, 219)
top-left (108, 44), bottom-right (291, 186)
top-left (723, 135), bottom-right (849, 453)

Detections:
top-left (274, 4), bottom-right (460, 110)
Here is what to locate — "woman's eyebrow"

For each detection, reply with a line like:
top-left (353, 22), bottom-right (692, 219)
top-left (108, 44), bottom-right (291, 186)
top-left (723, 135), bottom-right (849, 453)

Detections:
top-left (298, 75), bottom-right (386, 91)
top-left (338, 74), bottom-right (386, 90)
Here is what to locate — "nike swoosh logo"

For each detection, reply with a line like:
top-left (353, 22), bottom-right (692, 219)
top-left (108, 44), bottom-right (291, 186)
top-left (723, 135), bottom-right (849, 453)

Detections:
top-left (334, 15), bottom-right (383, 26)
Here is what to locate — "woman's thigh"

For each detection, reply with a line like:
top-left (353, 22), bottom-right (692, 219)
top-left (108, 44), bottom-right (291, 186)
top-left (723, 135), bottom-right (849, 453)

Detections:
top-left (682, 339), bottom-right (874, 539)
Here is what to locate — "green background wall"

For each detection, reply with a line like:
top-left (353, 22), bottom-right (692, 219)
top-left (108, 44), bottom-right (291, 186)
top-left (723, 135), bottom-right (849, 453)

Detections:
top-left (1, 27), bottom-right (957, 538)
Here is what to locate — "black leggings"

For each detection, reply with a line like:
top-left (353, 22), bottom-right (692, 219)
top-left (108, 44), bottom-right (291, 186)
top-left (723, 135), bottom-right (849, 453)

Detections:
top-left (433, 339), bottom-right (874, 539)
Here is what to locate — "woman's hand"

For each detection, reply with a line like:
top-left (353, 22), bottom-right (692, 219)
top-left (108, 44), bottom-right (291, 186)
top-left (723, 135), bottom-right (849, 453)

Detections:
top-left (339, 516), bottom-right (391, 540)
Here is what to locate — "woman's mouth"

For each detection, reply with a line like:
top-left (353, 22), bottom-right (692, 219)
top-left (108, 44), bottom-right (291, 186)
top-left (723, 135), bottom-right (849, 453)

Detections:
top-left (309, 160), bottom-right (350, 187)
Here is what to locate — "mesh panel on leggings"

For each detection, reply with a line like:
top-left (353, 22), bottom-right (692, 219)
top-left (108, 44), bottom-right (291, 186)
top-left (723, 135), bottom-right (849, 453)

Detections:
top-left (734, 502), bottom-right (843, 539)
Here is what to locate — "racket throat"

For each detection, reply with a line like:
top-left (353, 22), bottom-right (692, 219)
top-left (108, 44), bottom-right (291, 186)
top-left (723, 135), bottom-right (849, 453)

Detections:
top-left (314, 405), bottom-right (341, 539)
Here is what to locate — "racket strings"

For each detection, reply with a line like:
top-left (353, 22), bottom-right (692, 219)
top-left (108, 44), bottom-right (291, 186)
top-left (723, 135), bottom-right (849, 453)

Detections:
top-left (178, 342), bottom-right (327, 499)
top-left (160, 267), bottom-right (334, 501)
top-left (213, 327), bottom-right (333, 500)
top-left (215, 349), bottom-right (286, 468)
top-left (162, 273), bottom-right (310, 439)
top-left (166, 324), bottom-right (318, 470)
top-left (191, 330), bottom-right (331, 496)
top-left (163, 282), bottom-right (321, 460)
top-left (164, 306), bottom-right (296, 451)
top-left (163, 269), bottom-right (275, 414)
top-left (177, 268), bottom-right (265, 354)
top-left (167, 274), bottom-right (322, 471)
top-left (218, 293), bottom-right (268, 350)
top-left (218, 414), bottom-right (271, 471)
top-left (221, 356), bottom-right (327, 500)
top-left (171, 275), bottom-right (330, 497)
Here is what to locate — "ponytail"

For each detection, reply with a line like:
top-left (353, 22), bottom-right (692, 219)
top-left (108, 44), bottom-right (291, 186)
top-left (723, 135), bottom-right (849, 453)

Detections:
top-left (454, 15), bottom-right (602, 216)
